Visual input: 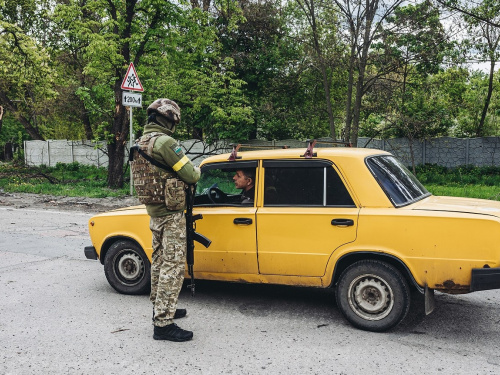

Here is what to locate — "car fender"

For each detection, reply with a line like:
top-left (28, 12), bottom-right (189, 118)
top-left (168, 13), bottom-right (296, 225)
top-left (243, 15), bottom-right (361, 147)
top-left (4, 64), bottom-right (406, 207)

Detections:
top-left (323, 245), bottom-right (424, 293)
top-left (94, 231), bottom-right (152, 265)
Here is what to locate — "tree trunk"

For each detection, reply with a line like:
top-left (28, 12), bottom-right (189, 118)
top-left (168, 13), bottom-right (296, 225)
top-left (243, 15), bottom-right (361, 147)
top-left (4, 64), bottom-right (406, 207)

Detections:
top-left (344, 43), bottom-right (356, 143)
top-left (79, 74), bottom-right (94, 140)
top-left (15, 114), bottom-right (44, 140)
top-left (350, 38), bottom-right (370, 147)
top-left (0, 92), bottom-right (44, 140)
top-left (82, 111), bottom-right (94, 140)
top-left (107, 82), bottom-right (129, 189)
top-left (349, 0), bottom-right (377, 147)
top-left (320, 65), bottom-right (336, 139)
top-left (476, 59), bottom-right (495, 137)
top-left (350, 65), bottom-right (365, 147)
top-left (304, 0), bottom-right (336, 139)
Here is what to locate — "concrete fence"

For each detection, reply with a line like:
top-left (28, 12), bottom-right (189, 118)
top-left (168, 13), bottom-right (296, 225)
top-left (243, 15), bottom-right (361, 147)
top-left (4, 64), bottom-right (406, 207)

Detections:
top-left (24, 140), bottom-right (109, 167)
top-left (358, 136), bottom-right (500, 168)
top-left (23, 136), bottom-right (500, 168)
top-left (23, 139), bottom-right (232, 167)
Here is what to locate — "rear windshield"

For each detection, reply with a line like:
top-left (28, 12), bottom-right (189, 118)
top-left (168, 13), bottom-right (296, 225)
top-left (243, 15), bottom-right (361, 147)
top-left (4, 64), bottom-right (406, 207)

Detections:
top-left (366, 155), bottom-right (430, 207)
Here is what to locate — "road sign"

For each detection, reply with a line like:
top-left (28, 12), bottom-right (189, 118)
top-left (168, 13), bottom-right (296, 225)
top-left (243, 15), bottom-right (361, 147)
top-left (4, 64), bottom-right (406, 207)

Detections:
top-left (122, 92), bottom-right (142, 107)
top-left (121, 63), bottom-right (144, 92)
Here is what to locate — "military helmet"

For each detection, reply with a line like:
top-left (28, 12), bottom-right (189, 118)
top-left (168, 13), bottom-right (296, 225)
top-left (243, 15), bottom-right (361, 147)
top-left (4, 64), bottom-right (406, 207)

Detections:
top-left (147, 98), bottom-right (181, 125)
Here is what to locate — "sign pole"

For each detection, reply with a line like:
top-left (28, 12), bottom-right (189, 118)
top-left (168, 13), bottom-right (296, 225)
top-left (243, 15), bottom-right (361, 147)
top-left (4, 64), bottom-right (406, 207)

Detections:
top-left (129, 102), bottom-right (134, 195)
top-left (120, 62), bottom-right (144, 197)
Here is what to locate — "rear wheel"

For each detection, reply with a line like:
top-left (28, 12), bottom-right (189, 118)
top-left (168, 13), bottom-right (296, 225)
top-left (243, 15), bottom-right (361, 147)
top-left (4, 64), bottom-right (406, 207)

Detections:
top-left (104, 240), bottom-right (151, 295)
top-left (336, 260), bottom-right (410, 332)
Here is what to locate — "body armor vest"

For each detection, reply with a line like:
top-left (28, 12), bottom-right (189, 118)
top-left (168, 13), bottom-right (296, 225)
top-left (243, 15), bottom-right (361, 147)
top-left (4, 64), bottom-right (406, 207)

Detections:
top-left (130, 132), bottom-right (176, 205)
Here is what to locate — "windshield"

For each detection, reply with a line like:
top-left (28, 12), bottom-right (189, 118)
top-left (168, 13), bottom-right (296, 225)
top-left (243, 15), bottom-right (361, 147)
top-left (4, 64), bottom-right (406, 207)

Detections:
top-left (366, 155), bottom-right (430, 207)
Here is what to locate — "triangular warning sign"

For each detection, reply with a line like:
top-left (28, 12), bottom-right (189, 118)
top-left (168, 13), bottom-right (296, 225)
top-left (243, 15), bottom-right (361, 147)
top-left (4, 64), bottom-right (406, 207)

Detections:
top-left (121, 63), bottom-right (144, 92)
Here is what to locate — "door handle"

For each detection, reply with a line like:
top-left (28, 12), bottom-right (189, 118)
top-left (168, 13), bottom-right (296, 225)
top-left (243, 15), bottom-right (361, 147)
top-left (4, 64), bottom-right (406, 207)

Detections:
top-left (234, 218), bottom-right (253, 225)
top-left (331, 218), bottom-right (354, 227)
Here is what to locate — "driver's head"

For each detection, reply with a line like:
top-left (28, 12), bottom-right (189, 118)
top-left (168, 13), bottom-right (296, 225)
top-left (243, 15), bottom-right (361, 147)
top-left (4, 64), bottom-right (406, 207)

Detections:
top-left (233, 169), bottom-right (254, 191)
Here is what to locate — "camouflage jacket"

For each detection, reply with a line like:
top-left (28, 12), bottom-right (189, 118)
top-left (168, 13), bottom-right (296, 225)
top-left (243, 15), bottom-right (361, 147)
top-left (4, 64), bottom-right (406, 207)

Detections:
top-left (132, 122), bottom-right (200, 217)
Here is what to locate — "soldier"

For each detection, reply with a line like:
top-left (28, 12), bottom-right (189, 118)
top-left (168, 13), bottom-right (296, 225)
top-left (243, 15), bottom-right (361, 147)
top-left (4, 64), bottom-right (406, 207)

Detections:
top-left (130, 98), bottom-right (200, 342)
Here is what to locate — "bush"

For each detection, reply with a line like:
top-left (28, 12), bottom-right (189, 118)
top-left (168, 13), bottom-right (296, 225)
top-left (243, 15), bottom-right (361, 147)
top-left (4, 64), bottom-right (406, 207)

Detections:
top-left (0, 161), bottom-right (129, 197)
top-left (415, 164), bottom-right (500, 186)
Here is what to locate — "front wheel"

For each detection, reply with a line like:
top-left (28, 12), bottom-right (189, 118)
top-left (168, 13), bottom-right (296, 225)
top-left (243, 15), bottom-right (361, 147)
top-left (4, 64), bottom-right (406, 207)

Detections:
top-left (336, 260), bottom-right (410, 332)
top-left (104, 240), bottom-right (151, 295)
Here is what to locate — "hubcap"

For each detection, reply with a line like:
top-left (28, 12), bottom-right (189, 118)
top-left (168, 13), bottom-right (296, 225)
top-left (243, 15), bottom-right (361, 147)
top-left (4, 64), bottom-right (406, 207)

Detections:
top-left (116, 252), bottom-right (143, 282)
top-left (347, 274), bottom-right (394, 321)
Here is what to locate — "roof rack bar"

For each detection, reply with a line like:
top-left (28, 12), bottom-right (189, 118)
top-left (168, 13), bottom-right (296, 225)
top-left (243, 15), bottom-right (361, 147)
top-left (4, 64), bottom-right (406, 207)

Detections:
top-left (314, 140), bottom-right (352, 147)
top-left (235, 144), bottom-right (290, 150)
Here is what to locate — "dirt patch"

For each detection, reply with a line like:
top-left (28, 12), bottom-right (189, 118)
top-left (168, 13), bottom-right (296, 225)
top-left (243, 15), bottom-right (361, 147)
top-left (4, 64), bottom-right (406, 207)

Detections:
top-left (0, 191), bottom-right (140, 213)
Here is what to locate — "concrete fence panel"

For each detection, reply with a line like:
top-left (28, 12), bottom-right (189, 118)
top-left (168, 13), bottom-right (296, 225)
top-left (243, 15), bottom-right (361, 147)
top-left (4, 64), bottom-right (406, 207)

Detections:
top-left (358, 136), bottom-right (500, 168)
top-left (24, 140), bottom-right (109, 167)
top-left (24, 137), bottom-right (500, 169)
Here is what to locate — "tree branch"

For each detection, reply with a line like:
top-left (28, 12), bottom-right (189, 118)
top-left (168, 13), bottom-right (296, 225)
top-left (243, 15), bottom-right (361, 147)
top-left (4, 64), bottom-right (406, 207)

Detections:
top-left (435, 0), bottom-right (500, 28)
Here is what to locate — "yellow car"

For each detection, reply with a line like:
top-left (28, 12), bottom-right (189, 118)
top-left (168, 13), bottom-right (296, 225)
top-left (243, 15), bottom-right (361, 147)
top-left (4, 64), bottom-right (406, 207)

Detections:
top-left (84, 146), bottom-right (500, 332)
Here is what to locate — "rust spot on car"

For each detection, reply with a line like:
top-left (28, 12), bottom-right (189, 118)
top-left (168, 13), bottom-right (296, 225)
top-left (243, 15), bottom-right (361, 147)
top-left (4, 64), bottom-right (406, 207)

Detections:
top-left (443, 280), bottom-right (455, 289)
top-left (435, 279), bottom-right (470, 294)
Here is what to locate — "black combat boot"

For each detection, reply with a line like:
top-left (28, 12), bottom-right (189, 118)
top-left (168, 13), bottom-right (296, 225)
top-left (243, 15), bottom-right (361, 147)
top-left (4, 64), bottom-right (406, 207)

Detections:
top-left (173, 308), bottom-right (187, 319)
top-left (153, 323), bottom-right (193, 342)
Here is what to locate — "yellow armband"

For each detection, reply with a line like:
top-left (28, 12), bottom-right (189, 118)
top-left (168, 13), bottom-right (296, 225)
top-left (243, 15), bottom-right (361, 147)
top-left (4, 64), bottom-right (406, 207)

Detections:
top-left (172, 155), bottom-right (189, 172)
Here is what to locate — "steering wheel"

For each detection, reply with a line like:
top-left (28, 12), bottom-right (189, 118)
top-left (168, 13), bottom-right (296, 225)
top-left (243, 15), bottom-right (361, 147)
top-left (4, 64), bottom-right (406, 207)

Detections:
top-left (208, 187), bottom-right (228, 204)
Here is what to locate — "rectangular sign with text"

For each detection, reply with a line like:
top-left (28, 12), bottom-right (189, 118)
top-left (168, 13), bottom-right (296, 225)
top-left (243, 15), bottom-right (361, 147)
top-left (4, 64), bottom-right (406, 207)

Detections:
top-left (122, 92), bottom-right (142, 108)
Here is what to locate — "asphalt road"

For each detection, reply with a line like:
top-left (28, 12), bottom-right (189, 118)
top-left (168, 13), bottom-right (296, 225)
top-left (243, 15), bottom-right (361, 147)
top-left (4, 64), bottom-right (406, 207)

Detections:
top-left (1, 206), bottom-right (500, 374)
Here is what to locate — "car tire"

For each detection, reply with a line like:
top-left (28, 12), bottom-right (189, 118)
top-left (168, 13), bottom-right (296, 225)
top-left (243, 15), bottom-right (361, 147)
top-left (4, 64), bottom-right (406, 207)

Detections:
top-left (336, 259), bottom-right (410, 332)
top-left (104, 240), bottom-right (151, 295)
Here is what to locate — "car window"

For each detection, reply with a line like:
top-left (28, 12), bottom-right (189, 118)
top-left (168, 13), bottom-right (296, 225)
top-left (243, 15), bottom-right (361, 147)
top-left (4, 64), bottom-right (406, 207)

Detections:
top-left (366, 155), bottom-right (430, 207)
top-left (263, 160), bottom-right (355, 207)
top-left (326, 167), bottom-right (356, 206)
top-left (195, 161), bottom-right (258, 206)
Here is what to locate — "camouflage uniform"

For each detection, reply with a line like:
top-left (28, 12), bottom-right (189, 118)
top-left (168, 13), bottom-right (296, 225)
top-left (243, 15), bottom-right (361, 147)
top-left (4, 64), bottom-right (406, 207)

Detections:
top-left (149, 212), bottom-right (186, 327)
top-left (131, 117), bottom-right (200, 328)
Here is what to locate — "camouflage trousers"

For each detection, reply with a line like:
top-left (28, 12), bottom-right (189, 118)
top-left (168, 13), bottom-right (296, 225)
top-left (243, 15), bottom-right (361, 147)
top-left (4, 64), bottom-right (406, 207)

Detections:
top-left (149, 212), bottom-right (186, 327)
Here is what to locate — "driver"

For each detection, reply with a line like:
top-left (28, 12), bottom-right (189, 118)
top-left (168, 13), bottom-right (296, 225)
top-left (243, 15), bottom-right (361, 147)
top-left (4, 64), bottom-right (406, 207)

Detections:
top-left (233, 169), bottom-right (255, 204)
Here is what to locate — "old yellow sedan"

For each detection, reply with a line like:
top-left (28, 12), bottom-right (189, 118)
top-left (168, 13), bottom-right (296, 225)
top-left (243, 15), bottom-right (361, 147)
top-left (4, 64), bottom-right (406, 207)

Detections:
top-left (85, 146), bottom-right (500, 332)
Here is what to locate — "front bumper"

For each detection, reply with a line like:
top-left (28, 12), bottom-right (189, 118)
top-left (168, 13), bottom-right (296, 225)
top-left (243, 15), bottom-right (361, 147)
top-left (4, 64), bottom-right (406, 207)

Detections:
top-left (84, 246), bottom-right (98, 260)
top-left (470, 267), bottom-right (500, 292)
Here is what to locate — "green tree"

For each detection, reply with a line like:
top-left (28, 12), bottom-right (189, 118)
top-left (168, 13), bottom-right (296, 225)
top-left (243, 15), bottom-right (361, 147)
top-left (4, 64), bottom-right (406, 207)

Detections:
top-left (333, 0), bottom-right (404, 146)
top-left (460, 2), bottom-right (500, 136)
top-left (0, 0), bottom-right (58, 141)
top-left (436, 0), bottom-right (500, 28)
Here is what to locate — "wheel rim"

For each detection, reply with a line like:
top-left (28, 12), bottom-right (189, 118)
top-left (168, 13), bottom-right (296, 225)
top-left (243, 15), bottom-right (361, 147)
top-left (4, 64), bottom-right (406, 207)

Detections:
top-left (114, 250), bottom-right (144, 285)
top-left (347, 273), bottom-right (394, 321)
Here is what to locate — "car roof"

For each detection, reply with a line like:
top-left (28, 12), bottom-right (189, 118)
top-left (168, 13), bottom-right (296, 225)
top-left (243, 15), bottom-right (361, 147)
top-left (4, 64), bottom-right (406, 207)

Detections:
top-left (200, 146), bottom-right (391, 165)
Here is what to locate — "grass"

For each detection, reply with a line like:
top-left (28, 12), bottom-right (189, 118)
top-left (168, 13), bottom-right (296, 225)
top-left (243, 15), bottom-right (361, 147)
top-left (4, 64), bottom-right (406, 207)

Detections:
top-left (425, 184), bottom-right (500, 201)
top-left (0, 161), bottom-right (499, 201)
top-left (415, 164), bottom-right (500, 201)
top-left (0, 161), bottom-right (130, 198)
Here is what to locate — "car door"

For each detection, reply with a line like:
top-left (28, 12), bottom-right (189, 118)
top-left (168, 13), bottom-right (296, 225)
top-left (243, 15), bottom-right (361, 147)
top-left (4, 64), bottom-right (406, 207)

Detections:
top-left (193, 161), bottom-right (259, 274)
top-left (256, 159), bottom-right (359, 277)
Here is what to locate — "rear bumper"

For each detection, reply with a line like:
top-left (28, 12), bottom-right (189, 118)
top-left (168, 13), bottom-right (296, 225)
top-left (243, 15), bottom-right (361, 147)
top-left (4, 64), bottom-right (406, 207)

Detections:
top-left (84, 246), bottom-right (98, 260)
top-left (470, 267), bottom-right (500, 292)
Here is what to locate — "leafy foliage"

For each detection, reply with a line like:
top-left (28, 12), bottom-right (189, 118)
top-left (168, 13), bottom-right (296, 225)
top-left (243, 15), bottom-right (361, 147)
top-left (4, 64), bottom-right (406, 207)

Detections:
top-left (2, 0), bottom-right (500, 189)
top-left (415, 163), bottom-right (500, 186)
